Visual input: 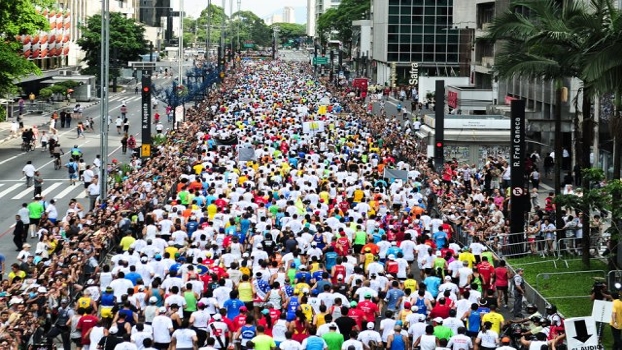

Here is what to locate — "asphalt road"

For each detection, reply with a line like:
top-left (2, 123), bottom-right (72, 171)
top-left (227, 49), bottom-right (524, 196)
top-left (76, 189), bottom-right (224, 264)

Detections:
top-left (0, 61), bottom-right (190, 262)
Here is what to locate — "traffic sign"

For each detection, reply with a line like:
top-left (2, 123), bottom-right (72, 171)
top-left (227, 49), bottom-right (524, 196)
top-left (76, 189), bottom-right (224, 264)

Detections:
top-left (141, 144), bottom-right (151, 157)
top-left (313, 57), bottom-right (328, 65)
top-left (512, 187), bottom-right (524, 196)
top-left (565, 317), bottom-right (599, 350)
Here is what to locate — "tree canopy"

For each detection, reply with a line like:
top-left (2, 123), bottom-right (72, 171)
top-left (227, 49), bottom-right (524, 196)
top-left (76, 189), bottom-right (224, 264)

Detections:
top-left (316, 0), bottom-right (370, 49)
top-left (271, 23), bottom-right (306, 47)
top-left (0, 0), bottom-right (51, 96)
top-left (77, 12), bottom-right (148, 78)
top-left (183, 6), bottom-right (272, 49)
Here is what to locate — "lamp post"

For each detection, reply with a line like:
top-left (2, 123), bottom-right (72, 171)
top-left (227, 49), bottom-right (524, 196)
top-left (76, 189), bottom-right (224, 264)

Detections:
top-left (157, 28), bottom-right (161, 52)
top-left (99, 0), bottom-right (110, 201)
top-left (205, 0), bottom-right (211, 60)
top-left (220, 0), bottom-right (226, 71)
top-left (236, 0), bottom-right (241, 54)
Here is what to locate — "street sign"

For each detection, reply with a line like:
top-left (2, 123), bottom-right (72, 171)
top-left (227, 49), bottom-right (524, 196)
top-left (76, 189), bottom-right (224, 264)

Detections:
top-left (512, 187), bottom-right (524, 196)
top-left (591, 300), bottom-right (612, 323)
top-left (141, 144), bottom-right (151, 157)
top-left (565, 317), bottom-right (600, 350)
top-left (313, 57), bottom-right (328, 65)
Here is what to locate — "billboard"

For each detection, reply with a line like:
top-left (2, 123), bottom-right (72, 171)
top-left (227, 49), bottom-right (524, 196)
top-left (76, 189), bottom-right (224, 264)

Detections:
top-left (18, 9), bottom-right (71, 60)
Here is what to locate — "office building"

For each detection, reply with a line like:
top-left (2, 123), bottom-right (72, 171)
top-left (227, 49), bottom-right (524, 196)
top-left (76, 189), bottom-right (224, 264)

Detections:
top-left (283, 6), bottom-right (295, 24)
top-left (371, 0), bottom-right (466, 86)
top-left (307, 0), bottom-right (316, 36)
top-left (307, 0), bottom-right (340, 37)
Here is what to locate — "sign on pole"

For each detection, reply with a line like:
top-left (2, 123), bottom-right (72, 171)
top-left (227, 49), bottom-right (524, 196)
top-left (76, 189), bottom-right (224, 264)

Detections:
top-left (565, 317), bottom-right (600, 350)
top-left (510, 99), bottom-right (526, 249)
top-left (141, 74), bottom-right (152, 154)
top-left (313, 57), bottom-right (328, 65)
top-left (591, 300), bottom-right (612, 323)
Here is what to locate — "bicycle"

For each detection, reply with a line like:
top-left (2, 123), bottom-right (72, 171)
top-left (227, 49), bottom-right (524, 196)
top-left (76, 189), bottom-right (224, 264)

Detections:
top-left (21, 140), bottom-right (35, 152)
top-left (53, 156), bottom-right (62, 170)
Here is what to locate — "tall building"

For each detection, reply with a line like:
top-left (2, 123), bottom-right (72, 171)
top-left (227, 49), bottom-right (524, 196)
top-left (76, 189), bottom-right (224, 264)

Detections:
top-left (371, 0), bottom-right (464, 85)
top-left (264, 14), bottom-right (283, 25)
top-left (307, 0), bottom-right (340, 37)
top-left (283, 6), bottom-right (295, 24)
top-left (307, 0), bottom-right (316, 36)
top-left (139, 0), bottom-right (171, 28)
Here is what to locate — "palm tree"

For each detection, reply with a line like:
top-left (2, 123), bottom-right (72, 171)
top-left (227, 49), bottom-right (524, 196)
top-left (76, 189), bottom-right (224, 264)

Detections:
top-left (581, 0), bottom-right (622, 179)
top-left (484, 0), bottom-right (603, 265)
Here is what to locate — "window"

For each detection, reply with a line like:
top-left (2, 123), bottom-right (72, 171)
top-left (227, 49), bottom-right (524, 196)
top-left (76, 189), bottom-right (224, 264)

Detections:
top-left (400, 25), bottom-right (411, 33)
top-left (400, 44), bottom-right (411, 52)
top-left (424, 15), bottom-right (435, 25)
top-left (388, 25), bottom-right (398, 34)
top-left (401, 15), bottom-right (411, 24)
top-left (388, 52), bottom-right (399, 61)
top-left (389, 15), bottom-right (399, 24)
top-left (435, 53), bottom-right (447, 61)
top-left (389, 5), bottom-right (400, 15)
top-left (400, 34), bottom-right (411, 43)
top-left (424, 52), bottom-right (434, 61)
top-left (400, 53), bottom-right (411, 61)
top-left (388, 34), bottom-right (398, 43)
top-left (388, 44), bottom-right (399, 52)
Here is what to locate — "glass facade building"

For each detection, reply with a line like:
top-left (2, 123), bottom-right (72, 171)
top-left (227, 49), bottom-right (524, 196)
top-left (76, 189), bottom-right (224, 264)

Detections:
top-left (386, 0), bottom-right (459, 67)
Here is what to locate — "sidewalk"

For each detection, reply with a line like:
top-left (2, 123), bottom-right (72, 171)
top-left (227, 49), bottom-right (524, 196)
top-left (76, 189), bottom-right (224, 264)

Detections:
top-left (0, 99), bottom-right (101, 145)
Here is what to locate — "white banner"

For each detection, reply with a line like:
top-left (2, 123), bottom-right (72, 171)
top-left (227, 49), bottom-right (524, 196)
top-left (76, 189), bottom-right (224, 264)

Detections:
top-left (302, 121), bottom-right (325, 134)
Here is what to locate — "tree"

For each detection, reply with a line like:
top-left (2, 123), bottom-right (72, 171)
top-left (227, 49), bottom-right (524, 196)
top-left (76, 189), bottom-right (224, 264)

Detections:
top-left (580, 0), bottom-right (622, 179)
top-left (195, 3), bottom-right (228, 49)
top-left (484, 0), bottom-right (609, 266)
top-left (271, 23), bottom-right (306, 47)
top-left (77, 12), bottom-right (148, 80)
top-left (316, 0), bottom-right (370, 53)
top-left (0, 0), bottom-right (51, 96)
top-left (233, 11), bottom-right (271, 47)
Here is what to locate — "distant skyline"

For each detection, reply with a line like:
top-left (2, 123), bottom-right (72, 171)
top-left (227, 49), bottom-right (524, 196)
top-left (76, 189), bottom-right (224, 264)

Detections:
top-left (179, 0), bottom-right (307, 23)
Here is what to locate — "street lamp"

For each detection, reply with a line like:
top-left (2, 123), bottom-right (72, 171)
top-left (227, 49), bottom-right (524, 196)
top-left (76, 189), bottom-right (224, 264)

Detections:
top-left (157, 28), bottom-right (161, 52)
top-left (237, 0), bottom-right (241, 54)
top-left (99, 0), bottom-right (110, 201)
top-left (205, 0), bottom-right (212, 60)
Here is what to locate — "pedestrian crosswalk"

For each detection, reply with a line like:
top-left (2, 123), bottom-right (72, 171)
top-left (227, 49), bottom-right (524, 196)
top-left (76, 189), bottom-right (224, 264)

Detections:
top-left (0, 181), bottom-right (89, 202)
top-left (109, 95), bottom-right (141, 104)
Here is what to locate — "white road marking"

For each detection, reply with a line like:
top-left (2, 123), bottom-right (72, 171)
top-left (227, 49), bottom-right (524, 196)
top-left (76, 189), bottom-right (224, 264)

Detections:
top-left (41, 182), bottom-right (63, 197)
top-left (0, 184), bottom-right (22, 199)
top-left (54, 184), bottom-right (80, 199)
top-left (12, 186), bottom-right (35, 200)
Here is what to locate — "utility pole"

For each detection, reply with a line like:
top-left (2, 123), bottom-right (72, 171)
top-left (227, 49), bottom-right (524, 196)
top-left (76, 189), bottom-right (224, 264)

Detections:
top-left (205, 0), bottom-right (211, 60)
top-left (98, 0), bottom-right (109, 202)
top-left (221, 0), bottom-right (226, 70)
top-left (237, 0), bottom-right (241, 55)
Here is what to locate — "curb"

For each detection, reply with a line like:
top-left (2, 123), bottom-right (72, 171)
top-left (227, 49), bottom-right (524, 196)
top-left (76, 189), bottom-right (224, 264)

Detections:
top-left (0, 100), bottom-right (101, 145)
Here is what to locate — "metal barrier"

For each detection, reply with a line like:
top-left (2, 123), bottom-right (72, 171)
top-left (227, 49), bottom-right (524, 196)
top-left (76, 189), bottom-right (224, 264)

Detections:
top-left (484, 231), bottom-right (559, 265)
top-left (556, 237), bottom-right (605, 268)
top-left (608, 270), bottom-right (622, 289)
top-left (536, 270), bottom-right (606, 290)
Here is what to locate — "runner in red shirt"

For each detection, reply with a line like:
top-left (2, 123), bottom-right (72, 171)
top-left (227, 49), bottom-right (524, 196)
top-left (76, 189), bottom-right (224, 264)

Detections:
top-left (232, 306), bottom-right (248, 332)
top-left (477, 256), bottom-right (495, 292)
top-left (335, 231), bottom-right (350, 256)
top-left (492, 260), bottom-right (511, 308)
top-left (77, 308), bottom-right (99, 347)
top-left (357, 294), bottom-right (380, 322)
top-left (347, 301), bottom-right (365, 330)
top-left (331, 260), bottom-right (347, 284)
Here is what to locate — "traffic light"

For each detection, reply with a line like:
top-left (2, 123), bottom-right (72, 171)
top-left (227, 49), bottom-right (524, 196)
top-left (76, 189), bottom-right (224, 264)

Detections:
top-left (142, 85), bottom-right (150, 99)
top-left (435, 141), bottom-right (444, 158)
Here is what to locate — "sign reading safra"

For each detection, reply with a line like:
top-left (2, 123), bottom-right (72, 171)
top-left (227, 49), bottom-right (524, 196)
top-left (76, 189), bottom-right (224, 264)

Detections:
top-left (565, 317), bottom-right (602, 350)
top-left (409, 62), bottom-right (419, 86)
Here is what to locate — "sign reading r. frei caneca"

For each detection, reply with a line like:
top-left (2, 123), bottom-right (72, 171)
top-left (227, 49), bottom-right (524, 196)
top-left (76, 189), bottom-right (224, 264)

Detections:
top-left (564, 317), bottom-right (602, 350)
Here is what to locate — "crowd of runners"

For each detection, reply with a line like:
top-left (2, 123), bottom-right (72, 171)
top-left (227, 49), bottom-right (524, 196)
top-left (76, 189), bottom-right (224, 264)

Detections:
top-left (1, 59), bottom-right (572, 350)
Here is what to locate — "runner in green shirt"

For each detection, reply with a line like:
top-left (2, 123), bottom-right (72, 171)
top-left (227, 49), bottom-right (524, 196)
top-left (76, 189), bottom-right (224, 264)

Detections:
top-left (432, 318), bottom-right (454, 340)
top-left (322, 324), bottom-right (344, 350)
top-left (251, 326), bottom-right (276, 350)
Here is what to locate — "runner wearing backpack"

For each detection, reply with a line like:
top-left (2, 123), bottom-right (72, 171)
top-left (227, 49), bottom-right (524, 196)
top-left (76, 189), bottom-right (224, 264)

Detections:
top-left (66, 160), bottom-right (78, 185)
